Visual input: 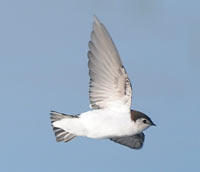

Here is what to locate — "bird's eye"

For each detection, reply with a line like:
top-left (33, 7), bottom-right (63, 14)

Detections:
top-left (143, 120), bottom-right (147, 124)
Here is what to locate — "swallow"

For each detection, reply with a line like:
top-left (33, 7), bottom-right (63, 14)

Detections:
top-left (50, 16), bottom-right (155, 149)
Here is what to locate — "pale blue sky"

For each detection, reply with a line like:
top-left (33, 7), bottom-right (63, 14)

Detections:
top-left (0, 0), bottom-right (200, 171)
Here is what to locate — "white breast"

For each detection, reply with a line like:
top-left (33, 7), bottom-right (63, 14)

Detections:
top-left (79, 109), bottom-right (136, 139)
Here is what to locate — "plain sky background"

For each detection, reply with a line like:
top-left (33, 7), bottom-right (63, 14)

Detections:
top-left (0, 0), bottom-right (200, 171)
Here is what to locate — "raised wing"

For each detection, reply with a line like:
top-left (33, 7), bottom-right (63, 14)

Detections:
top-left (88, 16), bottom-right (132, 110)
top-left (110, 133), bottom-right (145, 149)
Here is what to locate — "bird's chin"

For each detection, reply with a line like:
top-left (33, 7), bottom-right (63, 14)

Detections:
top-left (135, 126), bottom-right (149, 134)
top-left (143, 125), bottom-right (151, 131)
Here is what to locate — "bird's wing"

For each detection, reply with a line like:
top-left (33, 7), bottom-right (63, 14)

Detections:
top-left (88, 16), bottom-right (132, 110)
top-left (110, 133), bottom-right (145, 149)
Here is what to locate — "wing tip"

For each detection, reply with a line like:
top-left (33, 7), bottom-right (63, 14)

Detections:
top-left (93, 15), bottom-right (101, 26)
top-left (93, 15), bottom-right (99, 22)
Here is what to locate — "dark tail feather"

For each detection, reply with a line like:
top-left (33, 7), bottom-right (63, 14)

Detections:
top-left (53, 127), bottom-right (76, 142)
top-left (50, 111), bottom-right (78, 142)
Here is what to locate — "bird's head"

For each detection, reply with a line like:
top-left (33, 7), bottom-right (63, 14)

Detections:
top-left (131, 110), bottom-right (156, 133)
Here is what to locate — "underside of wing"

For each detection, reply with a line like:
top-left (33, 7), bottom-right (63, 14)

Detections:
top-left (110, 133), bottom-right (145, 149)
top-left (88, 16), bottom-right (132, 110)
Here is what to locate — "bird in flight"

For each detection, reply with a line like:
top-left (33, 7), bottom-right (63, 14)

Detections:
top-left (50, 16), bottom-right (155, 149)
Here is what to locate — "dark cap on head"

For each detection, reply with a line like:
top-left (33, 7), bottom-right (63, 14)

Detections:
top-left (131, 110), bottom-right (156, 126)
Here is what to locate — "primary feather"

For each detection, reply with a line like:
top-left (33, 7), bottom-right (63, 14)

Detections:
top-left (88, 16), bottom-right (132, 110)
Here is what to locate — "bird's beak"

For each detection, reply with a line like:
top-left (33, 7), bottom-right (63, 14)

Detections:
top-left (151, 122), bottom-right (156, 126)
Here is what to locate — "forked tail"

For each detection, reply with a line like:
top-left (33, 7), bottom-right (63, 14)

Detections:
top-left (50, 111), bottom-right (78, 142)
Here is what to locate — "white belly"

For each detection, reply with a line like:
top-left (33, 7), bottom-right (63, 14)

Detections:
top-left (79, 109), bottom-right (135, 139)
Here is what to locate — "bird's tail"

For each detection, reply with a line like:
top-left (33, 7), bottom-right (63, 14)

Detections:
top-left (50, 111), bottom-right (78, 142)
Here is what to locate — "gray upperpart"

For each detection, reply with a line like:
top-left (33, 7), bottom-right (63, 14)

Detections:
top-left (131, 110), bottom-right (156, 126)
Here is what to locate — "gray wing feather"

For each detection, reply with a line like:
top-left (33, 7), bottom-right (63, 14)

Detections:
top-left (110, 133), bottom-right (145, 149)
top-left (88, 16), bottom-right (132, 109)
